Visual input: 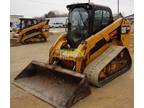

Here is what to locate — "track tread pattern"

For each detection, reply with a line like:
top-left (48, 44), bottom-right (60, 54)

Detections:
top-left (84, 45), bottom-right (132, 87)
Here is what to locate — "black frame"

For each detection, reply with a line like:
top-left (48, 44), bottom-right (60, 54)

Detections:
top-left (19, 18), bottom-right (39, 29)
top-left (66, 3), bottom-right (113, 48)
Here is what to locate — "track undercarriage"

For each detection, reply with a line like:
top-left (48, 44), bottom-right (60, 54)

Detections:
top-left (11, 33), bottom-right (47, 47)
top-left (84, 45), bottom-right (132, 87)
top-left (22, 34), bottom-right (47, 44)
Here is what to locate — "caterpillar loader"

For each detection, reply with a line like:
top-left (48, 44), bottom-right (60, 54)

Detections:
top-left (11, 18), bottom-right (49, 46)
top-left (14, 3), bottom-right (132, 108)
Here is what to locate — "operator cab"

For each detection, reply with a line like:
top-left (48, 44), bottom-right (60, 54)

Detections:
top-left (19, 18), bottom-right (39, 29)
top-left (67, 3), bottom-right (113, 48)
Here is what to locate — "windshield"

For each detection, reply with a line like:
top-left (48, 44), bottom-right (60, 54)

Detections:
top-left (20, 19), bottom-right (38, 29)
top-left (68, 8), bottom-right (88, 47)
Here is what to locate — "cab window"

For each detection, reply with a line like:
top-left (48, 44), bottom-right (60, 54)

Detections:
top-left (102, 10), bottom-right (110, 26)
top-left (93, 9), bottom-right (111, 33)
top-left (93, 10), bottom-right (103, 30)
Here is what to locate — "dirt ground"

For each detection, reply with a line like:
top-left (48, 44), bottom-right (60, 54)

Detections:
top-left (11, 30), bottom-right (134, 108)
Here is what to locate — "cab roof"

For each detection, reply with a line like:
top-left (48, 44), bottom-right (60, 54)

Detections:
top-left (67, 3), bottom-right (110, 10)
top-left (19, 18), bottom-right (38, 20)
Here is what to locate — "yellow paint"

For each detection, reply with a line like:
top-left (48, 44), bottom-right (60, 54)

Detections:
top-left (89, 44), bottom-right (110, 64)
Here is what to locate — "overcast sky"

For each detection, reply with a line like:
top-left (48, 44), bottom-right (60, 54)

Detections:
top-left (10, 0), bottom-right (134, 17)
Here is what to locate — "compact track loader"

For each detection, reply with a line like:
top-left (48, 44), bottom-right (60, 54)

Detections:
top-left (14, 3), bottom-right (132, 108)
top-left (11, 18), bottom-right (49, 46)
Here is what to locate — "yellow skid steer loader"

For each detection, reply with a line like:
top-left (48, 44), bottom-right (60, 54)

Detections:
top-left (11, 18), bottom-right (49, 46)
top-left (14, 3), bottom-right (132, 108)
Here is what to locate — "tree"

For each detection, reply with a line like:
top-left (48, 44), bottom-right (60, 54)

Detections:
top-left (46, 11), bottom-right (56, 18)
top-left (44, 10), bottom-right (68, 18)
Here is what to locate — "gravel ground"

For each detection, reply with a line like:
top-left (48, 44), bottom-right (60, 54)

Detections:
top-left (11, 31), bottom-right (134, 108)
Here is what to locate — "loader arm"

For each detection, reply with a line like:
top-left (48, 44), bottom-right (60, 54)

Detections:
top-left (78, 17), bottom-right (131, 58)
top-left (78, 18), bottom-right (129, 54)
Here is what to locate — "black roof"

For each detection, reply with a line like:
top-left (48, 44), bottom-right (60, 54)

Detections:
top-left (19, 18), bottom-right (38, 20)
top-left (67, 3), bottom-right (110, 10)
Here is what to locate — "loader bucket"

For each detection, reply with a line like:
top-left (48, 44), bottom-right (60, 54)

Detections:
top-left (14, 61), bottom-right (91, 108)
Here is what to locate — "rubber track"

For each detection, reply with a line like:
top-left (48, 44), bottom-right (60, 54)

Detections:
top-left (84, 45), bottom-right (132, 87)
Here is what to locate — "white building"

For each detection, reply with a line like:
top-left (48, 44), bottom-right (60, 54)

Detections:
top-left (46, 17), bottom-right (68, 28)
top-left (10, 15), bottom-right (24, 23)
top-left (10, 15), bottom-right (24, 30)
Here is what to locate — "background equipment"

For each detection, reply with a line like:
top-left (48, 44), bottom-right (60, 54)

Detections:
top-left (11, 18), bottom-right (49, 46)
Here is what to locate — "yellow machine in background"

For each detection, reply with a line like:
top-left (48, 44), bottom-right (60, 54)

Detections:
top-left (14, 3), bottom-right (132, 108)
top-left (13, 18), bottom-right (49, 45)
